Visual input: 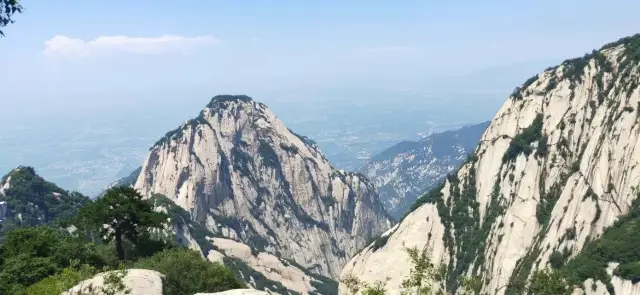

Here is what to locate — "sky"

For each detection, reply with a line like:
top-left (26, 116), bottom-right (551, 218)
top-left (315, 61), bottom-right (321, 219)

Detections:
top-left (2, 0), bottom-right (640, 119)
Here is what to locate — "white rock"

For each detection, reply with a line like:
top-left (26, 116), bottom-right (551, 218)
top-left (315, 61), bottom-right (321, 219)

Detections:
top-left (63, 269), bottom-right (164, 295)
top-left (194, 289), bottom-right (270, 295)
top-left (209, 237), bottom-right (323, 294)
top-left (0, 175), bottom-right (11, 196)
top-left (207, 249), bottom-right (226, 264)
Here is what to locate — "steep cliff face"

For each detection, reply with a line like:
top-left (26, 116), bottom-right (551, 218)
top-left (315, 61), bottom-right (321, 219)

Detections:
top-left (361, 122), bottom-right (489, 219)
top-left (0, 167), bottom-right (89, 241)
top-left (341, 35), bottom-right (640, 295)
top-left (134, 95), bottom-right (392, 279)
top-left (149, 194), bottom-right (337, 295)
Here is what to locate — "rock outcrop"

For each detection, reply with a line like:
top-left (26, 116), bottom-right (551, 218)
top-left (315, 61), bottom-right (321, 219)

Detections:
top-left (341, 34), bottom-right (640, 295)
top-left (361, 122), bottom-right (489, 219)
top-left (0, 201), bottom-right (7, 221)
top-left (195, 290), bottom-right (270, 295)
top-left (209, 237), bottom-right (339, 295)
top-left (134, 95), bottom-right (392, 281)
top-left (63, 269), bottom-right (165, 295)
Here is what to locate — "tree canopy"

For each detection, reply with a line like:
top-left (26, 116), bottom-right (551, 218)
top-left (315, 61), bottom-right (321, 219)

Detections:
top-left (0, 226), bottom-right (105, 294)
top-left (79, 186), bottom-right (168, 260)
top-left (0, 0), bottom-right (22, 36)
top-left (134, 249), bottom-right (245, 295)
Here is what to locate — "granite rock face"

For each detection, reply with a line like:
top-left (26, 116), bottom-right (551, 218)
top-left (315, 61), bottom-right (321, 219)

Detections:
top-left (207, 237), bottom-right (337, 294)
top-left (134, 95), bottom-right (392, 279)
top-left (150, 193), bottom-right (337, 295)
top-left (341, 35), bottom-right (640, 295)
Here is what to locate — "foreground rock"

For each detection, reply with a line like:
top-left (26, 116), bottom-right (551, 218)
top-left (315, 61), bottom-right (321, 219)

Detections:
top-left (341, 34), bottom-right (640, 295)
top-left (194, 290), bottom-right (270, 295)
top-left (63, 269), bottom-right (164, 295)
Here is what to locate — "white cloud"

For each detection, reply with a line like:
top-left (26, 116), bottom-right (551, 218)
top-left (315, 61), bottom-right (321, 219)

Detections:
top-left (44, 34), bottom-right (219, 57)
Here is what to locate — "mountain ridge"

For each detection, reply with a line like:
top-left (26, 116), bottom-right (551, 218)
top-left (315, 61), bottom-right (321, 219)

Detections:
top-left (0, 166), bottom-right (90, 242)
top-left (341, 33), bottom-right (640, 295)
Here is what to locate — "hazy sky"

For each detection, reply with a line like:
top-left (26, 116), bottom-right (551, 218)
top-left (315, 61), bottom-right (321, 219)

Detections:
top-left (2, 0), bottom-right (640, 118)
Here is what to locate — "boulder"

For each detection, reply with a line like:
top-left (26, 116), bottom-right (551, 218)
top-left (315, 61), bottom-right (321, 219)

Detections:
top-left (194, 289), bottom-right (271, 295)
top-left (63, 269), bottom-right (164, 295)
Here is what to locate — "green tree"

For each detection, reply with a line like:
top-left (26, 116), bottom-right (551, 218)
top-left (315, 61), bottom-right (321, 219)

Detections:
top-left (361, 281), bottom-right (388, 295)
top-left (342, 244), bottom-right (452, 295)
top-left (19, 261), bottom-right (97, 295)
top-left (79, 186), bottom-right (168, 260)
top-left (0, 226), bottom-right (105, 294)
top-left (0, 0), bottom-right (22, 36)
top-left (341, 274), bottom-right (362, 295)
top-left (133, 248), bottom-right (244, 295)
top-left (20, 262), bottom-right (131, 295)
top-left (527, 268), bottom-right (571, 295)
top-left (0, 254), bottom-right (58, 294)
top-left (341, 275), bottom-right (389, 295)
top-left (458, 276), bottom-right (482, 295)
top-left (401, 244), bottom-right (443, 295)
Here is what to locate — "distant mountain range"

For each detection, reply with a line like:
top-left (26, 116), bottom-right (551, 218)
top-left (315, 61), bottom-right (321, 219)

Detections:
top-left (360, 122), bottom-right (489, 219)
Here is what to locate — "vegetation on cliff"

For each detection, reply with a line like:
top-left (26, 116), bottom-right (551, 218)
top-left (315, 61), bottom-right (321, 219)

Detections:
top-left (0, 167), bottom-right (89, 243)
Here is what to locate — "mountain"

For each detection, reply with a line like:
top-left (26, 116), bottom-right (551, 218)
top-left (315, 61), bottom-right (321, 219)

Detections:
top-left (0, 166), bottom-right (89, 241)
top-left (360, 122), bottom-right (489, 219)
top-left (133, 95), bottom-right (393, 281)
top-left (341, 34), bottom-right (640, 295)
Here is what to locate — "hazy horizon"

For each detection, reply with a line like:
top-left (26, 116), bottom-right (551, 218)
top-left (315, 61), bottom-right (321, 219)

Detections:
top-left (3, 0), bottom-right (640, 195)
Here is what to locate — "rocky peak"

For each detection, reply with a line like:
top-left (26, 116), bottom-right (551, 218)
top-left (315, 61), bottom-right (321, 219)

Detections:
top-left (1, 166), bottom-right (61, 198)
top-left (135, 95), bottom-right (392, 279)
top-left (341, 34), bottom-right (640, 295)
top-left (205, 94), bottom-right (254, 108)
top-left (1, 166), bottom-right (35, 187)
